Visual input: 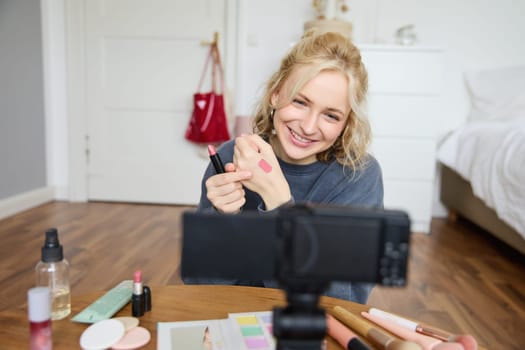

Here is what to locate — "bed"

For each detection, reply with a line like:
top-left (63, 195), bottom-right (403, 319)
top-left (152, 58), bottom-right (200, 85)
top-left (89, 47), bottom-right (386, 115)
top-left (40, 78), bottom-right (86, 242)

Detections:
top-left (437, 65), bottom-right (525, 255)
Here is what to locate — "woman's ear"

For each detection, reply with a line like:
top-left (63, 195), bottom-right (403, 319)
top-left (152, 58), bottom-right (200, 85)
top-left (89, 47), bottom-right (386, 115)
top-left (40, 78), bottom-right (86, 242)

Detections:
top-left (270, 92), bottom-right (279, 107)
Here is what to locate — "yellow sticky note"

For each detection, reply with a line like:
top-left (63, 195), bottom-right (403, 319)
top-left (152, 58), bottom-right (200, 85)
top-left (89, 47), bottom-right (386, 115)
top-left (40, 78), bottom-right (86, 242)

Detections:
top-left (235, 316), bottom-right (258, 325)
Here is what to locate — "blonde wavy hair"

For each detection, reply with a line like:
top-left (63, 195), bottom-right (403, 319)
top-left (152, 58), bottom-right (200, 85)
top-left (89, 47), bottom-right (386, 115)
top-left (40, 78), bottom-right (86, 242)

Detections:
top-left (253, 30), bottom-right (371, 171)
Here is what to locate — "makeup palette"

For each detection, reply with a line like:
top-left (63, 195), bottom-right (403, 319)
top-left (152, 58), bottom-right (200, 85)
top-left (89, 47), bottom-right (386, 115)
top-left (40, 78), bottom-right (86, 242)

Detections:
top-left (157, 311), bottom-right (275, 350)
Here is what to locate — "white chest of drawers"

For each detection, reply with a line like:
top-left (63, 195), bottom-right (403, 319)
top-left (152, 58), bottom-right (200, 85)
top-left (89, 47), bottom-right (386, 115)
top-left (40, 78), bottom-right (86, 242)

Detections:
top-left (360, 45), bottom-right (445, 233)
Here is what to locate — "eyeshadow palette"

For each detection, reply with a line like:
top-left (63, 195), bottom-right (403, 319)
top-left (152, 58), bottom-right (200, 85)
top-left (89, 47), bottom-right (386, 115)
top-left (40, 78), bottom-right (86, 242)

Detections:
top-left (228, 312), bottom-right (274, 350)
top-left (157, 311), bottom-right (274, 350)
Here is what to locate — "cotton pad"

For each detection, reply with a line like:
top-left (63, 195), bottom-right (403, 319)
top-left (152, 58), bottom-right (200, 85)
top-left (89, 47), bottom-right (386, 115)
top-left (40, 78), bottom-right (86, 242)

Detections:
top-left (80, 319), bottom-right (125, 350)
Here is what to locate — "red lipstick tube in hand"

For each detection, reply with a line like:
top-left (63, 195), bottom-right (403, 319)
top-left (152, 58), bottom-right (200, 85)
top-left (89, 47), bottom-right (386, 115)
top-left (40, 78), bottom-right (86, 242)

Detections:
top-left (208, 145), bottom-right (225, 174)
top-left (132, 270), bottom-right (144, 317)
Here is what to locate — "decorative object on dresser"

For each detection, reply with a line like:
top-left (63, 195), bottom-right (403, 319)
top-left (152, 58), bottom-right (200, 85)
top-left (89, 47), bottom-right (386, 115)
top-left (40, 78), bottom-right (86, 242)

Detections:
top-left (305, 0), bottom-right (352, 38)
top-left (395, 25), bottom-right (418, 46)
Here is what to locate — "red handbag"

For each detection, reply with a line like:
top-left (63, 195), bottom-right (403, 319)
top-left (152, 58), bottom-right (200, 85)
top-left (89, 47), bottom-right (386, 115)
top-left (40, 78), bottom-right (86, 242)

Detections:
top-left (185, 44), bottom-right (231, 144)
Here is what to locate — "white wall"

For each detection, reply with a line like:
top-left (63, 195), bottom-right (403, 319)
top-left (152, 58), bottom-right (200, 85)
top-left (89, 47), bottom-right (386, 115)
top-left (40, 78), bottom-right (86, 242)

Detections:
top-left (42, 0), bottom-right (69, 200)
top-left (235, 0), bottom-right (311, 116)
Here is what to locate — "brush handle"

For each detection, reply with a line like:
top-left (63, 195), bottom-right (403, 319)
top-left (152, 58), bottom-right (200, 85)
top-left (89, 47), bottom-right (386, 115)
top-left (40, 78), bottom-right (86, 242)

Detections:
top-left (362, 312), bottom-right (441, 350)
top-left (348, 338), bottom-right (373, 350)
top-left (332, 306), bottom-right (371, 338)
top-left (369, 308), bottom-right (452, 342)
top-left (327, 314), bottom-right (371, 350)
top-left (369, 308), bottom-right (418, 331)
top-left (368, 328), bottom-right (394, 347)
top-left (332, 307), bottom-right (425, 350)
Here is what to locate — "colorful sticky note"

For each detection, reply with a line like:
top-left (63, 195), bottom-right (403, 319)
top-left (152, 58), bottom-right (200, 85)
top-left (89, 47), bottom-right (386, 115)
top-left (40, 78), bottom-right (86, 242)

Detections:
top-left (240, 326), bottom-right (263, 336)
top-left (244, 336), bottom-right (269, 349)
top-left (236, 316), bottom-right (258, 325)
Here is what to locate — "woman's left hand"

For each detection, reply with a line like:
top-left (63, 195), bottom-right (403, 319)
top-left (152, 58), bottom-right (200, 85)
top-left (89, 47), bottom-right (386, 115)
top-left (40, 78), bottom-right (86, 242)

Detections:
top-left (233, 134), bottom-right (292, 210)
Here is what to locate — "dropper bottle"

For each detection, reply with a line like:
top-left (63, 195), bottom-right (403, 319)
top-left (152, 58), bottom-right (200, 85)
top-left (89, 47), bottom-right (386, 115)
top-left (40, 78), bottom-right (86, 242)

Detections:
top-left (35, 228), bottom-right (71, 320)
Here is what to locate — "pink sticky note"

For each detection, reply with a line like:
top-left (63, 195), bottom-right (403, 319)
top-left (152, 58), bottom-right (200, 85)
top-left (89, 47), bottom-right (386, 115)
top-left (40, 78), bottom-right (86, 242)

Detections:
top-left (244, 337), bottom-right (269, 348)
top-left (258, 159), bottom-right (272, 173)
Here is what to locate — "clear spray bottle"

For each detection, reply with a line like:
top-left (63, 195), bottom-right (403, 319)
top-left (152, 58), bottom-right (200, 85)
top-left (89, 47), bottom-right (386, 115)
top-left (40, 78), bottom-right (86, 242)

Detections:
top-left (35, 228), bottom-right (71, 320)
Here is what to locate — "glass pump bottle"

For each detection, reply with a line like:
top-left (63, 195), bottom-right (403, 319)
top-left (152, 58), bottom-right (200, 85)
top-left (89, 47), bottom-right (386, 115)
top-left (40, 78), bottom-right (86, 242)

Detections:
top-left (35, 228), bottom-right (71, 320)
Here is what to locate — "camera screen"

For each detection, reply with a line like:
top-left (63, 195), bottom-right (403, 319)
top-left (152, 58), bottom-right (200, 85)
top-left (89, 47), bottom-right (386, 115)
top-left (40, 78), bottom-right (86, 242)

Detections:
top-left (290, 216), bottom-right (382, 282)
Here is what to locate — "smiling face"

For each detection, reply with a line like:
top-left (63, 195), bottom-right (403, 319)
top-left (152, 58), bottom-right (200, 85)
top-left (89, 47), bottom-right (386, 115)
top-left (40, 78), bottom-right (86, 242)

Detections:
top-left (270, 68), bottom-right (351, 165)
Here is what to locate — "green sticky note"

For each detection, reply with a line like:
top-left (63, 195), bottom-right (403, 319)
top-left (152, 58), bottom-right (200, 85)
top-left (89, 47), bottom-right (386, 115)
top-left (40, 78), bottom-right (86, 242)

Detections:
top-left (241, 326), bottom-right (264, 336)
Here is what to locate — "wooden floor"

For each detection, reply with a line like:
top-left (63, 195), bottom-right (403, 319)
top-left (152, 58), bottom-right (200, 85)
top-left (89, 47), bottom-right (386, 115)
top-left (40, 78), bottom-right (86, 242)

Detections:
top-left (1, 201), bottom-right (524, 349)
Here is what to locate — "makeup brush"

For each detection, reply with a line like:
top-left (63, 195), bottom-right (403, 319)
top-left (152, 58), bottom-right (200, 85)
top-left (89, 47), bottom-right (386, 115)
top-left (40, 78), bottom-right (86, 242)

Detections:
top-left (368, 308), bottom-right (478, 350)
top-left (331, 306), bottom-right (422, 350)
top-left (326, 314), bottom-right (371, 350)
top-left (361, 312), bottom-right (465, 350)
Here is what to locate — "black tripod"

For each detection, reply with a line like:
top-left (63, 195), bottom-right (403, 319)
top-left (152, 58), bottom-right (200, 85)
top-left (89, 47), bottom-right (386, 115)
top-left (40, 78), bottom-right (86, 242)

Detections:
top-left (272, 281), bottom-right (329, 350)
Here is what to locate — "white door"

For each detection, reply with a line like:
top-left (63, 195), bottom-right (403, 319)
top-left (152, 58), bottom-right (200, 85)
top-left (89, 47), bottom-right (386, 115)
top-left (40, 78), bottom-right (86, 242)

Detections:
top-left (84, 0), bottom-right (228, 204)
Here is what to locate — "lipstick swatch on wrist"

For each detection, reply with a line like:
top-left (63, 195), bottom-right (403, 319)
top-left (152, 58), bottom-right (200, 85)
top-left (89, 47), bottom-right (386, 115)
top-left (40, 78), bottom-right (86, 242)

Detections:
top-left (258, 159), bottom-right (272, 173)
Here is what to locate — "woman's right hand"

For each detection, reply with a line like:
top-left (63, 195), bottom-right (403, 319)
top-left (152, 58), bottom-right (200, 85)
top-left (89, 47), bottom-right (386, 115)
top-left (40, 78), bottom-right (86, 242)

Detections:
top-left (205, 163), bottom-right (252, 214)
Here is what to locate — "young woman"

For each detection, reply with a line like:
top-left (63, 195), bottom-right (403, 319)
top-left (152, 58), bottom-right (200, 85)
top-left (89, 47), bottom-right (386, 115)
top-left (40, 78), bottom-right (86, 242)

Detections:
top-left (193, 30), bottom-right (383, 304)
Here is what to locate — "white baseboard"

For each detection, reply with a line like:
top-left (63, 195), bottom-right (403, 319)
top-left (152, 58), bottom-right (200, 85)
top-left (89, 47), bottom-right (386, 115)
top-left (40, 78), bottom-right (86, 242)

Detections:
top-left (0, 187), bottom-right (55, 221)
top-left (54, 185), bottom-right (69, 201)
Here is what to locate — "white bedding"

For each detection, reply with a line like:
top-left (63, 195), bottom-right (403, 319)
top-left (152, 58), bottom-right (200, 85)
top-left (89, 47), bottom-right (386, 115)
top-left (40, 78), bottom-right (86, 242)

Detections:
top-left (437, 118), bottom-right (525, 238)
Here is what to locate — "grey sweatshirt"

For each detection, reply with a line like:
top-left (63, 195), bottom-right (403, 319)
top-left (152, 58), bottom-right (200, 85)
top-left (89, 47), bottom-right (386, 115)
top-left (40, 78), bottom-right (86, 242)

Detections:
top-left (193, 140), bottom-right (384, 304)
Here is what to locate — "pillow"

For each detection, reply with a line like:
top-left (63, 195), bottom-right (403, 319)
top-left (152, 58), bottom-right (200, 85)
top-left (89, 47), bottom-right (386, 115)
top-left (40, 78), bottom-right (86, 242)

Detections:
top-left (464, 65), bottom-right (525, 121)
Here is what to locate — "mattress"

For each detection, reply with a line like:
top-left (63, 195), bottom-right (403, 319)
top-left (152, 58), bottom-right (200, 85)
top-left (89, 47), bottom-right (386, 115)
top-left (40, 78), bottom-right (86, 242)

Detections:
top-left (437, 118), bottom-right (525, 239)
